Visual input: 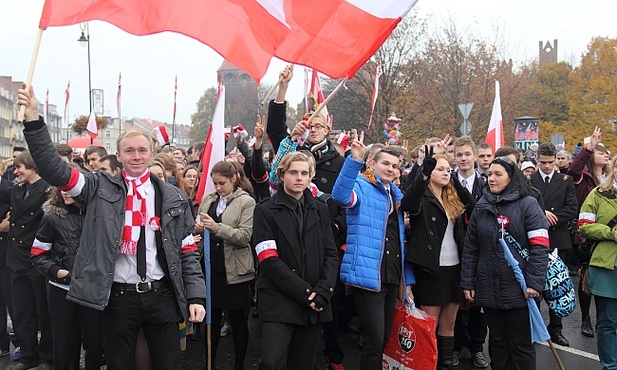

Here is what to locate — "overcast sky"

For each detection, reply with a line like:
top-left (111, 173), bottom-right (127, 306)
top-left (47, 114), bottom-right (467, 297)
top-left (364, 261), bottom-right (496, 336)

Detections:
top-left (1, 0), bottom-right (615, 127)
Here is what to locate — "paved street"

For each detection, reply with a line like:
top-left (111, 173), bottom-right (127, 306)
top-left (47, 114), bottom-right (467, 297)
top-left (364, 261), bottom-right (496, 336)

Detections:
top-left (0, 273), bottom-right (603, 369)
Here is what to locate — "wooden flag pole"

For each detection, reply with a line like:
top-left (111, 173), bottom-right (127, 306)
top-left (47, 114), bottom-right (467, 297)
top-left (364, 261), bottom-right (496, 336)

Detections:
top-left (18, 28), bottom-right (44, 122)
top-left (260, 77), bottom-right (283, 106)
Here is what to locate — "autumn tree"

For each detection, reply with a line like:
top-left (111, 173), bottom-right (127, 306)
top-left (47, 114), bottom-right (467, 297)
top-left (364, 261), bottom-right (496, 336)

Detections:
top-left (323, 13), bottom-right (427, 144)
top-left (568, 37), bottom-right (617, 149)
top-left (189, 87), bottom-right (217, 143)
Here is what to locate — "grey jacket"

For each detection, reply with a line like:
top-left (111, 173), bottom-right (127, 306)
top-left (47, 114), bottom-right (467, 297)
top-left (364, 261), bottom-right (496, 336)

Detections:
top-left (198, 188), bottom-right (256, 285)
top-left (24, 118), bottom-right (206, 322)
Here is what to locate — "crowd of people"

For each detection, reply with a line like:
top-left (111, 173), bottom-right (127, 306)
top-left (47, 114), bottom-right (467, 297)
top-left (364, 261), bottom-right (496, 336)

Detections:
top-left (0, 68), bottom-right (613, 370)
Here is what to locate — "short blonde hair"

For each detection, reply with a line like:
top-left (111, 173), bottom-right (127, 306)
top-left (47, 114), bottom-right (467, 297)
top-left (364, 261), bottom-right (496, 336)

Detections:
top-left (276, 152), bottom-right (315, 181)
top-left (117, 129), bottom-right (153, 151)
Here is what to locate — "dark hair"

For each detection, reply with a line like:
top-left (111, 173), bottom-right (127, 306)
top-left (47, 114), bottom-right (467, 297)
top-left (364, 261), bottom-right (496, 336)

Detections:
top-left (490, 156), bottom-right (531, 197)
top-left (13, 146), bottom-right (27, 153)
top-left (100, 154), bottom-right (122, 171)
top-left (84, 146), bottom-right (107, 158)
top-left (211, 160), bottom-right (253, 195)
top-left (494, 146), bottom-right (519, 163)
top-left (14, 151), bottom-right (37, 172)
top-left (55, 144), bottom-right (73, 157)
top-left (174, 148), bottom-right (187, 156)
top-left (373, 147), bottom-right (403, 162)
top-left (538, 143), bottom-right (556, 157)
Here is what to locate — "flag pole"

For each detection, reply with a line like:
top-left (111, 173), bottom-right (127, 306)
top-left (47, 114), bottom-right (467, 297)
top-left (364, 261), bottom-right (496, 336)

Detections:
top-left (260, 77), bottom-right (283, 106)
top-left (18, 28), bottom-right (44, 123)
top-left (305, 77), bottom-right (347, 124)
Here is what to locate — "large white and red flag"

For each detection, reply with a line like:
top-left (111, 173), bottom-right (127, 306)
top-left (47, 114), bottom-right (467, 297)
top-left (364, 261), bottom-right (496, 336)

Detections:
top-left (195, 84), bottom-right (226, 205)
top-left (368, 60), bottom-right (382, 128)
top-left (486, 81), bottom-right (504, 151)
top-left (63, 80), bottom-right (70, 123)
top-left (38, 0), bottom-right (418, 82)
top-left (86, 109), bottom-right (98, 139)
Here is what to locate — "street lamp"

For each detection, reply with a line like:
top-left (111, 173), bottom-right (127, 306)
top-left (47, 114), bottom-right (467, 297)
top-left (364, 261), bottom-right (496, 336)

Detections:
top-left (77, 23), bottom-right (92, 113)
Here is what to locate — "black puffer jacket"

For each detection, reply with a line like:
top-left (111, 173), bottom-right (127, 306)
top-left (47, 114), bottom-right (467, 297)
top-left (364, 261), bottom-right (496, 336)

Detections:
top-left (461, 188), bottom-right (549, 310)
top-left (31, 200), bottom-right (84, 285)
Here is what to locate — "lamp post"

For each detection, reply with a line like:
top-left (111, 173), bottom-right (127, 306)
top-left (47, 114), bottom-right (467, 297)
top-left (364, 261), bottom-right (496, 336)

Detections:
top-left (77, 23), bottom-right (92, 113)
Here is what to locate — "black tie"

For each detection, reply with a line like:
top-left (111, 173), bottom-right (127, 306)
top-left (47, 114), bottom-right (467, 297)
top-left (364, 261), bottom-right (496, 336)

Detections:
top-left (137, 226), bottom-right (146, 281)
top-left (545, 176), bottom-right (550, 186)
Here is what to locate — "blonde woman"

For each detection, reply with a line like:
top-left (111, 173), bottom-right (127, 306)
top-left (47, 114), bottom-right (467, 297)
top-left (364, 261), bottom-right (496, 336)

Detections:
top-left (402, 152), bottom-right (475, 369)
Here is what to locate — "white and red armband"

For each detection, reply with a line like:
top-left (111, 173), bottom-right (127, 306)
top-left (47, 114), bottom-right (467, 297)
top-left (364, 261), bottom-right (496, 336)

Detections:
top-left (181, 234), bottom-right (198, 254)
top-left (527, 229), bottom-right (549, 247)
top-left (255, 240), bottom-right (279, 263)
top-left (31, 238), bottom-right (52, 256)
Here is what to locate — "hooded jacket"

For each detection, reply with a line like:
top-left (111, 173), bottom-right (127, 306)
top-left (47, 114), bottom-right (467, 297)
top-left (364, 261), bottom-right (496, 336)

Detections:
top-left (198, 188), bottom-right (256, 285)
top-left (461, 187), bottom-right (550, 310)
top-left (332, 156), bottom-right (415, 292)
top-left (31, 199), bottom-right (84, 286)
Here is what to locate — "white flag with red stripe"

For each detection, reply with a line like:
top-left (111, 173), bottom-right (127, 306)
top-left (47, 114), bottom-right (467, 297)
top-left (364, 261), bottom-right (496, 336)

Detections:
top-left (86, 109), bottom-right (98, 139)
top-left (486, 81), bottom-right (504, 151)
top-left (195, 85), bottom-right (226, 204)
top-left (40, 0), bottom-right (418, 82)
top-left (63, 80), bottom-right (70, 124)
top-left (368, 60), bottom-right (382, 128)
top-left (45, 88), bottom-right (49, 122)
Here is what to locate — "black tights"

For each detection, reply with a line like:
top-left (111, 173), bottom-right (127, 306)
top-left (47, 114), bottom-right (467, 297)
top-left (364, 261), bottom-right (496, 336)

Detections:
top-left (207, 308), bottom-right (249, 370)
top-left (579, 264), bottom-right (599, 320)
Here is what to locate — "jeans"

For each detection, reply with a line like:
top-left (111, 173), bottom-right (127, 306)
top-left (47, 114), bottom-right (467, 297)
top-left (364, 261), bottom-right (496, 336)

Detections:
top-left (596, 296), bottom-right (617, 370)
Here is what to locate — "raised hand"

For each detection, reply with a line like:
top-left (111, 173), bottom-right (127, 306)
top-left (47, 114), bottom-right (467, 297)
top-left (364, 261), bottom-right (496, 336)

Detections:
top-left (254, 115), bottom-right (265, 149)
top-left (588, 126), bottom-right (602, 150)
top-left (290, 121), bottom-right (308, 141)
top-left (279, 64), bottom-right (294, 85)
top-left (350, 129), bottom-right (367, 162)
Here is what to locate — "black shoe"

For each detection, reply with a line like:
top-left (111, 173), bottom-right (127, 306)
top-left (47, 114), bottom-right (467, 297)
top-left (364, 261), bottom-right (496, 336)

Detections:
top-left (550, 332), bottom-right (570, 346)
top-left (581, 317), bottom-right (595, 337)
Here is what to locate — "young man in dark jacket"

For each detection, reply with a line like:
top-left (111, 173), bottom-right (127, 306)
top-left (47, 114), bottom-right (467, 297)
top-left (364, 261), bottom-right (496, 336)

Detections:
top-left (529, 142), bottom-right (578, 346)
top-left (18, 84), bottom-right (206, 370)
top-left (0, 152), bottom-right (53, 370)
top-left (253, 152), bottom-right (338, 370)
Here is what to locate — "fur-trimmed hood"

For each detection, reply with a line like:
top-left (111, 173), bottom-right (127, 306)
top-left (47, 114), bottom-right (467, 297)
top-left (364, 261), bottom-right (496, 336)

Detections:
top-left (42, 199), bottom-right (82, 218)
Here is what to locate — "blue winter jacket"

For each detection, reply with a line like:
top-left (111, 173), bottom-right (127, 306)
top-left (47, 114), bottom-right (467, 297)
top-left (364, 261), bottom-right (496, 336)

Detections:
top-left (332, 156), bottom-right (415, 292)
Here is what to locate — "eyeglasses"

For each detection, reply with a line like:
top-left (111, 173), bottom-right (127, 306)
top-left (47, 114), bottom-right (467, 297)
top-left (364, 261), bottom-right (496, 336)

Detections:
top-left (309, 124), bottom-right (325, 131)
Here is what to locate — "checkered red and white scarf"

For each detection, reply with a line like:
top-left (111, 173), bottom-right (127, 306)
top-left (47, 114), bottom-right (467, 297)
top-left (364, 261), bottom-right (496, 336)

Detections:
top-left (120, 170), bottom-right (151, 255)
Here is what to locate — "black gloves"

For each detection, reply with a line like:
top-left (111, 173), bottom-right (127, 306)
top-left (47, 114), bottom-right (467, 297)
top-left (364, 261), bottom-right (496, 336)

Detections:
top-left (421, 145), bottom-right (437, 177)
top-left (310, 293), bottom-right (329, 310)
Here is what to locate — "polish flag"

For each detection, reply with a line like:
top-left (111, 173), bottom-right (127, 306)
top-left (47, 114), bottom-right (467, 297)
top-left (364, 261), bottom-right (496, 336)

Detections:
top-left (86, 109), bottom-right (98, 139)
top-left (309, 69), bottom-right (329, 118)
top-left (368, 60), bottom-right (382, 128)
top-left (44, 88), bottom-right (49, 121)
top-left (233, 124), bottom-right (249, 139)
top-left (486, 81), bottom-right (504, 151)
top-left (39, 0), bottom-right (418, 82)
top-left (63, 80), bottom-right (70, 123)
top-left (117, 72), bottom-right (121, 122)
top-left (195, 85), bottom-right (226, 205)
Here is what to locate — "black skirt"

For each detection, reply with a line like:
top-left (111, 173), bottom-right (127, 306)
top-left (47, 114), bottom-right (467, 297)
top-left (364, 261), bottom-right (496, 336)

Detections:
top-left (211, 271), bottom-right (252, 310)
top-left (413, 264), bottom-right (462, 306)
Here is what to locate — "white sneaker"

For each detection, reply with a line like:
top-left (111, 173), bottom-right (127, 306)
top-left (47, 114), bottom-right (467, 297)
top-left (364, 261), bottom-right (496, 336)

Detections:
top-left (220, 322), bottom-right (232, 337)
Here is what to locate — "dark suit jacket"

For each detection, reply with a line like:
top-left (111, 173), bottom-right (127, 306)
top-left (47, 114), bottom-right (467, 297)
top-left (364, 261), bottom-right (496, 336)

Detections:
top-left (0, 178), bottom-right (50, 271)
top-left (0, 179), bottom-right (12, 267)
top-left (529, 171), bottom-right (578, 250)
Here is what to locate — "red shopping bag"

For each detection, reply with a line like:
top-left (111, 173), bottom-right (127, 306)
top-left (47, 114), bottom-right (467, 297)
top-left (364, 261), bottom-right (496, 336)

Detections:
top-left (383, 300), bottom-right (437, 370)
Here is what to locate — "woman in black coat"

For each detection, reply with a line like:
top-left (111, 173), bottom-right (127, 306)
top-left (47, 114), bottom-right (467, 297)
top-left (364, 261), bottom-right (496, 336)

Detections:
top-left (31, 186), bottom-right (104, 370)
top-left (402, 153), bottom-right (475, 370)
top-left (461, 157), bottom-right (549, 370)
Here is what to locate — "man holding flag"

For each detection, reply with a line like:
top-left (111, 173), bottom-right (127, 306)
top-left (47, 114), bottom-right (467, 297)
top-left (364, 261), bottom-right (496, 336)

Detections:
top-left (17, 85), bottom-right (206, 370)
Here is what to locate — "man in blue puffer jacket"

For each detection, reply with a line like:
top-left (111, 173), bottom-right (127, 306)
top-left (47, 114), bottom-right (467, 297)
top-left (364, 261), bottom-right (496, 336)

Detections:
top-left (332, 131), bottom-right (415, 370)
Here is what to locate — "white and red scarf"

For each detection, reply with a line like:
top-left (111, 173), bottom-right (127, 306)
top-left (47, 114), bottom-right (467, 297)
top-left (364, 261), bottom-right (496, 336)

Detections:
top-left (120, 170), bottom-right (151, 255)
